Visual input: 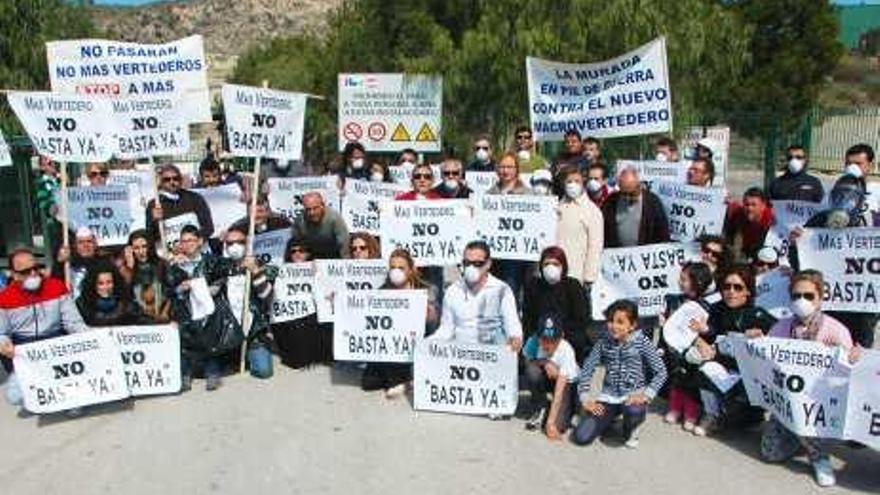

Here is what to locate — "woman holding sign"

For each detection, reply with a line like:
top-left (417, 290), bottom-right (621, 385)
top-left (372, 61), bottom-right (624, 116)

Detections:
top-left (758, 270), bottom-right (853, 488)
top-left (361, 248), bottom-right (439, 398)
top-left (272, 237), bottom-right (320, 369)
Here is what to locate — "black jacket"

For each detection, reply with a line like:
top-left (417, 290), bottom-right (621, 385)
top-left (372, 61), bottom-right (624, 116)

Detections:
top-left (76, 297), bottom-right (154, 327)
top-left (768, 171), bottom-right (824, 203)
top-left (660, 294), bottom-right (711, 393)
top-left (523, 276), bottom-right (593, 359)
top-left (601, 190), bottom-right (671, 247)
top-left (432, 183), bottom-right (472, 199)
top-left (146, 189), bottom-right (214, 241)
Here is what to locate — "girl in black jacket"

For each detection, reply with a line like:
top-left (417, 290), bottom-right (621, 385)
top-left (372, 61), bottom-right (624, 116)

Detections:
top-left (76, 262), bottom-right (153, 327)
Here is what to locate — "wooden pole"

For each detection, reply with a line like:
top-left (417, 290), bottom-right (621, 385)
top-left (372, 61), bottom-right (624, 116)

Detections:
top-left (59, 161), bottom-right (70, 289)
top-left (148, 156), bottom-right (168, 254)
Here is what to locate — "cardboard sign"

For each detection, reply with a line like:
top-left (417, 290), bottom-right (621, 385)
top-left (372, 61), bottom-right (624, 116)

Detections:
top-left (222, 83), bottom-right (307, 160)
top-left (796, 228), bottom-right (880, 312)
top-left (653, 181), bottom-right (726, 242)
top-left (473, 194), bottom-right (557, 261)
top-left (109, 324), bottom-right (181, 396)
top-left (271, 262), bottom-right (316, 323)
top-left (253, 229), bottom-right (291, 266)
top-left (192, 183), bottom-right (246, 238)
top-left (379, 199), bottom-right (474, 267)
top-left (313, 259), bottom-right (388, 323)
top-left (763, 200), bottom-right (825, 267)
top-left (333, 289), bottom-right (428, 362)
top-left (109, 95), bottom-right (191, 159)
top-left (755, 269), bottom-right (793, 319)
top-left (340, 180), bottom-right (409, 236)
top-left (616, 159), bottom-right (688, 186)
top-left (844, 349), bottom-right (880, 450)
top-left (66, 185), bottom-right (134, 246)
top-left (267, 176), bottom-right (341, 223)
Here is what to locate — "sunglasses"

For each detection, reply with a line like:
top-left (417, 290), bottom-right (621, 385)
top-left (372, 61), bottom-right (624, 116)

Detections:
top-left (474, 145), bottom-right (489, 151)
top-left (351, 244), bottom-right (368, 252)
top-left (412, 173), bottom-right (433, 180)
top-left (516, 134), bottom-right (532, 140)
top-left (89, 170), bottom-right (109, 178)
top-left (701, 247), bottom-right (722, 258)
top-left (722, 282), bottom-right (747, 292)
top-left (462, 259), bottom-right (488, 268)
top-left (290, 247), bottom-right (306, 254)
top-left (14, 265), bottom-right (44, 276)
top-left (225, 240), bottom-right (245, 247)
top-left (442, 170), bottom-right (461, 177)
top-left (161, 175), bottom-right (181, 183)
top-left (787, 154), bottom-right (806, 160)
top-left (791, 292), bottom-right (817, 302)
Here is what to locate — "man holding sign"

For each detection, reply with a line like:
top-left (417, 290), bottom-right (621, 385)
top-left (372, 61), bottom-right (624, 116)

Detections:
top-left (146, 164), bottom-right (214, 250)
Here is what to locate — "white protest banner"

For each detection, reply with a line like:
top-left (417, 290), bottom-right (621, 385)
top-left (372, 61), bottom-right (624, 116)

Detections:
top-left (46, 36), bottom-right (211, 122)
top-left (192, 183), bottom-right (246, 237)
top-left (661, 300), bottom-right (708, 353)
top-left (592, 242), bottom-right (701, 320)
top-left (341, 180), bottom-right (409, 235)
top-left (253, 229), bottom-right (291, 266)
top-left (473, 194), bottom-right (557, 261)
top-left (866, 182), bottom-right (879, 224)
top-left (733, 336), bottom-right (850, 438)
top-left (764, 200), bottom-right (825, 267)
top-left (844, 349), bottom-right (880, 450)
top-left (616, 160), bottom-right (688, 186)
top-left (796, 228), bottom-right (880, 312)
top-left (0, 130), bottom-right (11, 167)
top-left (681, 126), bottom-right (730, 185)
top-left (267, 176), bottom-right (340, 223)
top-left (109, 95), bottom-right (190, 159)
top-left (7, 91), bottom-right (113, 162)
top-left (653, 181), bottom-right (726, 242)
top-left (338, 74), bottom-right (442, 152)
top-left (756, 269), bottom-right (793, 319)
top-left (109, 324), bottom-right (180, 396)
top-left (333, 289), bottom-right (428, 362)
top-left (271, 262), bottom-right (316, 323)
top-left (222, 84), bottom-right (307, 160)
top-left (526, 37), bottom-right (671, 141)
top-left (13, 331), bottom-right (130, 414)
top-left (413, 340), bottom-right (519, 416)
top-left (161, 212), bottom-right (199, 252)
top-left (66, 185), bottom-right (133, 246)
top-left (313, 259), bottom-right (388, 323)
top-left (466, 171), bottom-right (497, 195)
top-left (380, 199), bottom-right (474, 267)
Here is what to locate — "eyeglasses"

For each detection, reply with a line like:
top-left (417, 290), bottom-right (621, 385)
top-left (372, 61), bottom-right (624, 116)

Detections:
top-left (161, 175), bottom-right (181, 183)
top-left (88, 170), bottom-right (109, 178)
top-left (442, 170), bottom-right (461, 177)
top-left (225, 240), bottom-right (245, 247)
top-left (290, 247), bottom-right (305, 254)
top-left (722, 282), bottom-right (747, 292)
top-left (791, 292), bottom-right (817, 302)
top-left (462, 259), bottom-right (488, 268)
top-left (787, 154), bottom-right (806, 160)
top-left (474, 146), bottom-right (489, 151)
top-left (412, 173), bottom-right (433, 180)
top-left (516, 134), bottom-right (532, 141)
top-left (701, 246), bottom-right (722, 258)
top-left (351, 244), bottom-right (368, 252)
top-left (14, 265), bottom-right (44, 276)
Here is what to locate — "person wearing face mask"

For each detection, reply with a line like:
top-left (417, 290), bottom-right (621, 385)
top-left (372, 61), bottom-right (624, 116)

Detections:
top-left (585, 163), bottom-right (611, 207)
top-left (654, 137), bottom-right (680, 162)
top-left (340, 142), bottom-right (370, 182)
top-left (120, 229), bottom-right (169, 322)
top-left (368, 161), bottom-right (391, 183)
top-left (758, 270), bottom-right (853, 487)
top-left (75, 263), bottom-right (152, 326)
top-left (146, 163), bottom-right (215, 245)
top-left (768, 146), bottom-right (823, 202)
top-left (523, 247), bottom-right (592, 362)
top-left (602, 165), bottom-right (670, 247)
top-left (361, 248), bottom-right (440, 398)
top-left (513, 125), bottom-right (549, 173)
top-left (0, 248), bottom-right (87, 413)
top-left (432, 158), bottom-right (472, 199)
top-left (723, 187), bottom-right (775, 263)
top-left (467, 135), bottom-right (496, 172)
top-left (842, 143), bottom-right (875, 189)
top-left (556, 169), bottom-right (604, 313)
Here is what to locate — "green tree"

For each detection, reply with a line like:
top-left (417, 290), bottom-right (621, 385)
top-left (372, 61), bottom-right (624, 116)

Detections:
top-left (0, 0), bottom-right (95, 133)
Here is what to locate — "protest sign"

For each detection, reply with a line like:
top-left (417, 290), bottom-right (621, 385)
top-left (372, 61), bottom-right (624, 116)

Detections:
top-left (271, 262), bottom-right (317, 323)
top-left (192, 183), bottom-right (246, 237)
top-left (7, 91), bottom-right (114, 163)
top-left (0, 130), bottom-right (11, 167)
top-left (526, 37), bottom-right (671, 141)
top-left (222, 84), bottom-right (307, 160)
top-left (661, 300), bottom-right (708, 353)
top-left (681, 126), bottom-right (730, 185)
top-left (267, 176), bottom-right (340, 223)
top-left (844, 350), bottom-right (880, 450)
top-left (253, 229), bottom-right (291, 266)
top-left (616, 160), bottom-right (688, 186)
top-left (796, 228), bottom-right (880, 312)
top-left (66, 185), bottom-right (133, 246)
top-left (866, 181), bottom-right (879, 225)
top-left (338, 74), bottom-right (442, 152)
top-left (591, 242), bottom-right (701, 320)
top-left (733, 336), bottom-right (850, 438)
top-left (413, 340), bottom-right (518, 416)
top-left (161, 212), bottom-right (200, 252)
top-left (46, 36), bottom-right (211, 122)
top-left (763, 200), bottom-right (825, 267)
top-left (109, 95), bottom-right (190, 159)
top-left (380, 199), bottom-right (474, 267)
top-left (473, 194), bottom-right (557, 261)
top-left (13, 331), bottom-right (130, 414)
top-left (109, 325), bottom-right (181, 396)
top-left (333, 289), bottom-right (428, 362)
top-left (653, 181), bottom-right (726, 242)
top-left (340, 179), bottom-right (409, 236)
top-left (466, 171), bottom-right (498, 195)
top-left (756, 269), bottom-right (793, 319)
top-left (313, 259), bottom-right (388, 323)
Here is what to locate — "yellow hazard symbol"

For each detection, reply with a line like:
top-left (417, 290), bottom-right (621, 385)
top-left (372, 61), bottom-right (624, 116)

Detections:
top-left (415, 123), bottom-right (438, 142)
top-left (390, 123), bottom-right (411, 141)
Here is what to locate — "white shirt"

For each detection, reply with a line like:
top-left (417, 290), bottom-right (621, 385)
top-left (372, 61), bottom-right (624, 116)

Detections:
top-left (536, 339), bottom-right (579, 383)
top-left (431, 274), bottom-right (522, 345)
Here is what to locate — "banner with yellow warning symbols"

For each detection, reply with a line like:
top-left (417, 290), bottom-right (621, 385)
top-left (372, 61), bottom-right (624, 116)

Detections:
top-left (338, 73), bottom-right (442, 152)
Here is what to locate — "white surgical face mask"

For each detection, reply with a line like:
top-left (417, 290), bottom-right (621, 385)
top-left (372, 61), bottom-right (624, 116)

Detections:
top-left (224, 243), bottom-right (246, 261)
top-left (565, 181), bottom-right (584, 199)
top-left (788, 158), bottom-right (805, 174)
top-left (475, 149), bottom-right (490, 163)
top-left (791, 297), bottom-right (817, 320)
top-left (400, 160), bottom-right (415, 168)
top-left (351, 158), bottom-right (365, 170)
top-left (370, 172), bottom-right (385, 183)
top-left (388, 268), bottom-right (407, 287)
top-left (275, 160), bottom-right (291, 170)
top-left (845, 163), bottom-right (863, 178)
top-left (443, 178), bottom-right (459, 190)
top-left (655, 152), bottom-right (668, 162)
top-left (22, 275), bottom-right (42, 292)
top-left (516, 150), bottom-right (531, 162)
top-left (159, 191), bottom-right (180, 201)
top-left (463, 265), bottom-right (482, 286)
top-left (587, 178), bottom-right (602, 193)
top-left (542, 264), bottom-right (562, 285)
top-left (532, 184), bottom-right (549, 195)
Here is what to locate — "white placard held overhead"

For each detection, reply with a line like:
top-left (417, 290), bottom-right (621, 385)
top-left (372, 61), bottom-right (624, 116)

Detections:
top-left (109, 95), bottom-right (191, 159)
top-left (222, 83), bottom-right (307, 160)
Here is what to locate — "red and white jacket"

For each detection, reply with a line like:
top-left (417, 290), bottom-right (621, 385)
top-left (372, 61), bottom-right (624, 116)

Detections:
top-left (0, 277), bottom-right (87, 347)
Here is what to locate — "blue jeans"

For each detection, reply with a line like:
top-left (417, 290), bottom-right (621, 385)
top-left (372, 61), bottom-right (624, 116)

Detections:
top-left (572, 402), bottom-right (646, 446)
top-left (247, 344), bottom-right (274, 379)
